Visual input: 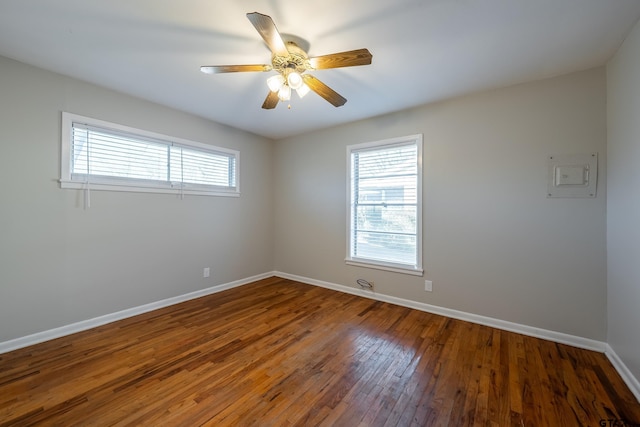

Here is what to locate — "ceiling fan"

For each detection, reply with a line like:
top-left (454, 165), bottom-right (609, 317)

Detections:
top-left (200, 12), bottom-right (373, 109)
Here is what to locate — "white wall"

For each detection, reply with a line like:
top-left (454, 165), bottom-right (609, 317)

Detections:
top-left (274, 68), bottom-right (607, 341)
top-left (607, 19), bottom-right (640, 385)
top-left (0, 56), bottom-right (274, 342)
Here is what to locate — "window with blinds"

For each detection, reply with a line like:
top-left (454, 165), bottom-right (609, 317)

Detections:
top-left (347, 135), bottom-right (423, 275)
top-left (60, 112), bottom-right (239, 197)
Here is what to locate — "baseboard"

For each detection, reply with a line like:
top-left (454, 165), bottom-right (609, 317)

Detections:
top-left (0, 272), bottom-right (274, 354)
top-left (606, 344), bottom-right (640, 403)
top-left (274, 271), bottom-right (607, 353)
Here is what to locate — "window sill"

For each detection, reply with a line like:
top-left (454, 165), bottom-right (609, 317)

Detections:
top-left (345, 259), bottom-right (424, 276)
top-left (59, 180), bottom-right (240, 198)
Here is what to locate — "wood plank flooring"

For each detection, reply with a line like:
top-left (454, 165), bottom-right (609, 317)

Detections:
top-left (1, 277), bottom-right (639, 426)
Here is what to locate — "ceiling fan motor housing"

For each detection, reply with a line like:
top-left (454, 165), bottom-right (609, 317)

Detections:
top-left (272, 42), bottom-right (312, 77)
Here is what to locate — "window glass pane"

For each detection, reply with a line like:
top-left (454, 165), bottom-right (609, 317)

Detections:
top-left (72, 127), bottom-right (167, 181)
top-left (355, 205), bottom-right (417, 234)
top-left (353, 232), bottom-right (417, 265)
top-left (357, 178), bottom-right (417, 204)
top-left (170, 146), bottom-right (235, 187)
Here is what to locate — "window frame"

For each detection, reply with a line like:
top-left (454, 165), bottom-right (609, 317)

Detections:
top-left (60, 112), bottom-right (240, 197)
top-left (346, 134), bottom-right (424, 276)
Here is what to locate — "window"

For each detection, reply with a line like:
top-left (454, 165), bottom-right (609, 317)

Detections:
top-left (347, 134), bottom-right (423, 275)
top-left (60, 112), bottom-right (239, 197)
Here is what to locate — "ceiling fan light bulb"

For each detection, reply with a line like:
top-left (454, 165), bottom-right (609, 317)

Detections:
top-left (296, 84), bottom-right (310, 99)
top-left (267, 74), bottom-right (285, 92)
top-left (287, 72), bottom-right (303, 90)
top-left (278, 85), bottom-right (291, 101)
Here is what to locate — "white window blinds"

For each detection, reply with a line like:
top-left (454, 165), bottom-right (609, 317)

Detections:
top-left (61, 113), bottom-right (239, 197)
top-left (347, 135), bottom-right (423, 275)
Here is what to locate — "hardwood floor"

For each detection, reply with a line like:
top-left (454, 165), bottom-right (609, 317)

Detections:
top-left (1, 277), bottom-right (639, 426)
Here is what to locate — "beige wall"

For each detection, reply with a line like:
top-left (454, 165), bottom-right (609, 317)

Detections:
top-left (0, 54), bottom-right (612, 347)
top-left (607, 19), bottom-right (640, 384)
top-left (274, 68), bottom-right (607, 340)
top-left (0, 56), bottom-right (274, 342)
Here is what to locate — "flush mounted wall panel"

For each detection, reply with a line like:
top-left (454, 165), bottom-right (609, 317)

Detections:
top-left (547, 153), bottom-right (597, 198)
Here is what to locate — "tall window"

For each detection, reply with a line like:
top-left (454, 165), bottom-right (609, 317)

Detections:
top-left (60, 112), bottom-right (239, 197)
top-left (347, 135), bottom-right (423, 275)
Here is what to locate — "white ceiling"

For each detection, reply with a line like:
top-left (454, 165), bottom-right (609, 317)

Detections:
top-left (1, 0), bottom-right (639, 140)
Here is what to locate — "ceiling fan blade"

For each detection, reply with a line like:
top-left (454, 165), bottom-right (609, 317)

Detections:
top-left (200, 64), bottom-right (271, 74)
top-left (309, 49), bottom-right (372, 70)
top-left (302, 74), bottom-right (347, 107)
top-left (246, 12), bottom-right (289, 57)
top-left (262, 91), bottom-right (279, 109)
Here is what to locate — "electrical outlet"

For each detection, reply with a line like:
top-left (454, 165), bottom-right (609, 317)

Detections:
top-left (203, 267), bottom-right (210, 278)
top-left (425, 280), bottom-right (433, 292)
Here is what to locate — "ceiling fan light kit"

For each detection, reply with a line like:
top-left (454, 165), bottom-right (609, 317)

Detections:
top-left (267, 74), bottom-right (285, 92)
top-left (287, 71), bottom-right (303, 90)
top-left (277, 84), bottom-right (291, 102)
top-left (295, 82), bottom-right (310, 99)
top-left (200, 12), bottom-right (372, 110)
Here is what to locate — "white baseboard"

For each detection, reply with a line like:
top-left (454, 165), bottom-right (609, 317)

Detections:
top-left (606, 344), bottom-right (640, 403)
top-left (274, 271), bottom-right (607, 353)
top-left (0, 272), bottom-right (274, 354)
